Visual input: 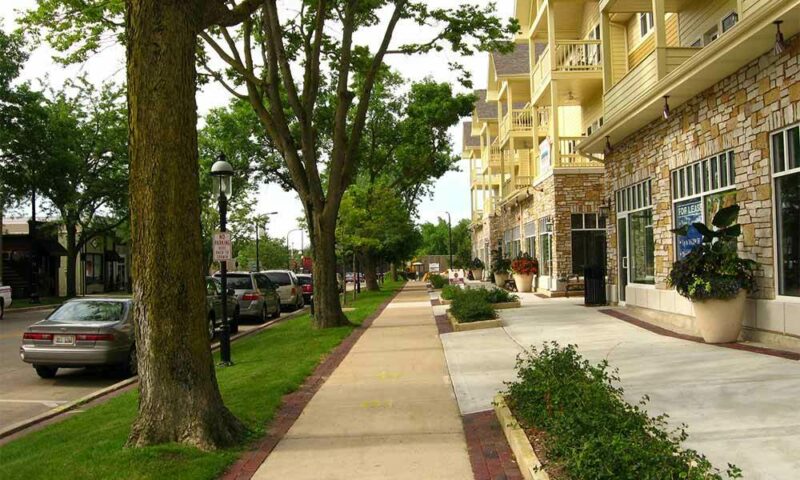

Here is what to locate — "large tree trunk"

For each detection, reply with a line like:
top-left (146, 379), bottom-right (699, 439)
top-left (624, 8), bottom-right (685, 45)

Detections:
top-left (126, 0), bottom-right (243, 450)
top-left (65, 223), bottom-right (77, 297)
top-left (363, 253), bottom-right (379, 291)
top-left (390, 262), bottom-right (398, 282)
top-left (310, 210), bottom-right (349, 328)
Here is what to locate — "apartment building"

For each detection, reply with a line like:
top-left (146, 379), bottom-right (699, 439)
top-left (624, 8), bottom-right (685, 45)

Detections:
top-left (467, 0), bottom-right (799, 340)
top-left (467, 0), bottom-right (607, 294)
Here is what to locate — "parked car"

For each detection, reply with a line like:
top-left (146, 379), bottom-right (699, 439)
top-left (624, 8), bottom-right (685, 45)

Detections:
top-left (214, 272), bottom-right (281, 323)
top-left (0, 284), bottom-right (11, 319)
top-left (296, 273), bottom-right (313, 304)
top-left (205, 277), bottom-right (240, 339)
top-left (264, 270), bottom-right (304, 310)
top-left (20, 298), bottom-right (136, 379)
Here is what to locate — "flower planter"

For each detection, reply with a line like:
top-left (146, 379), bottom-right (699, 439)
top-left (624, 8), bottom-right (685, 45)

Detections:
top-left (471, 268), bottom-right (484, 281)
top-left (513, 273), bottom-right (533, 292)
top-left (493, 300), bottom-right (521, 309)
top-left (494, 272), bottom-right (509, 286)
top-left (692, 290), bottom-right (746, 343)
top-left (447, 310), bottom-right (502, 332)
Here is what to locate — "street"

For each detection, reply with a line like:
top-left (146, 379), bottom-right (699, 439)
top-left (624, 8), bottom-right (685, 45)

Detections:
top-left (0, 307), bottom-right (276, 432)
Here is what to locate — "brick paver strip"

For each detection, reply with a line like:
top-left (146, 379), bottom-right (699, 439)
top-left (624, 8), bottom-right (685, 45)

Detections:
top-left (462, 411), bottom-right (524, 480)
top-left (221, 289), bottom-right (403, 480)
top-left (601, 308), bottom-right (800, 361)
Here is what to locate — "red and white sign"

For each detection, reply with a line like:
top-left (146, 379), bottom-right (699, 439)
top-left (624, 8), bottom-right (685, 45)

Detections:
top-left (213, 232), bottom-right (232, 261)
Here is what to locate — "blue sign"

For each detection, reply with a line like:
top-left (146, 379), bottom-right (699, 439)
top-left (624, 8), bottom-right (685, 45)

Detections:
top-left (675, 198), bottom-right (703, 259)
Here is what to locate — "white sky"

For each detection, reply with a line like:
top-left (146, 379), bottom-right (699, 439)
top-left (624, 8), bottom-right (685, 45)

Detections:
top-left (1, 1), bottom-right (513, 250)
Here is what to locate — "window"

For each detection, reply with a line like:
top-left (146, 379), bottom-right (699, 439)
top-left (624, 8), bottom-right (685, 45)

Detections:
top-left (571, 213), bottom-right (607, 274)
top-left (772, 124), bottom-right (800, 296)
top-left (538, 217), bottom-right (553, 276)
top-left (84, 253), bottom-right (103, 285)
top-left (616, 180), bottom-right (654, 285)
top-left (512, 226), bottom-right (521, 258)
top-left (704, 25), bottom-right (719, 45)
top-left (671, 151), bottom-right (737, 259)
top-left (721, 12), bottom-right (738, 32)
top-left (524, 221), bottom-right (536, 259)
top-left (639, 12), bottom-right (654, 37)
top-left (691, 38), bottom-right (703, 48)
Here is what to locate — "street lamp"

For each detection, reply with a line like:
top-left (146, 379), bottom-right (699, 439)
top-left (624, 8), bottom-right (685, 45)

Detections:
top-left (255, 212), bottom-right (278, 272)
top-left (286, 228), bottom-right (302, 270)
top-left (211, 153), bottom-right (234, 366)
top-left (444, 211), bottom-right (453, 271)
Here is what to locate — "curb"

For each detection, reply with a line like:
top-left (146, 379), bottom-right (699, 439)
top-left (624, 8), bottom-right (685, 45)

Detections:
top-left (0, 306), bottom-right (310, 442)
top-left (494, 394), bottom-right (550, 480)
top-left (5, 304), bottom-right (60, 314)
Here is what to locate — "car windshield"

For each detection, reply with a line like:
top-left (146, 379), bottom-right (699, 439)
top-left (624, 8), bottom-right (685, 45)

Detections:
top-left (223, 275), bottom-right (254, 290)
top-left (265, 272), bottom-right (291, 286)
top-left (296, 276), bottom-right (312, 285)
top-left (48, 301), bottom-right (125, 323)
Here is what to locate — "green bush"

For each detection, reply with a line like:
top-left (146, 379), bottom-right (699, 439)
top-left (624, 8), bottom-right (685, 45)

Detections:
top-left (482, 287), bottom-right (519, 304)
top-left (504, 343), bottom-right (742, 480)
top-left (429, 273), bottom-right (447, 289)
top-left (440, 284), bottom-right (461, 300)
top-left (450, 288), bottom-right (496, 323)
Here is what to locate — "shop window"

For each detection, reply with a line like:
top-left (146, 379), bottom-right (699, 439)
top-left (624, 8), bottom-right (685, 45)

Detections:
top-left (616, 180), bottom-right (653, 285)
top-left (84, 253), bottom-right (104, 285)
top-left (524, 221), bottom-right (536, 258)
top-left (671, 151), bottom-right (736, 259)
top-left (538, 217), bottom-right (553, 276)
top-left (571, 213), bottom-right (606, 274)
top-left (772, 124), bottom-right (800, 296)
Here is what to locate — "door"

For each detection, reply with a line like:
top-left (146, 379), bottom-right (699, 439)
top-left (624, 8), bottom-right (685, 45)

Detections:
top-left (617, 215), bottom-right (628, 302)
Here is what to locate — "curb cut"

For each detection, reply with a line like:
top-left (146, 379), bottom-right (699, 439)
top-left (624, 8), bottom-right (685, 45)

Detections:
top-left (0, 306), bottom-right (310, 442)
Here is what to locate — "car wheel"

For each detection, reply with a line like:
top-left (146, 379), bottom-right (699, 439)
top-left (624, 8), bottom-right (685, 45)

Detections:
top-left (230, 308), bottom-right (240, 334)
top-left (208, 316), bottom-right (216, 341)
top-left (35, 365), bottom-right (58, 379)
top-left (121, 346), bottom-right (138, 377)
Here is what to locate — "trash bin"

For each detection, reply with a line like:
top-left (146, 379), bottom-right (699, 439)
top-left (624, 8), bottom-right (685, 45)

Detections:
top-left (584, 265), bottom-right (607, 306)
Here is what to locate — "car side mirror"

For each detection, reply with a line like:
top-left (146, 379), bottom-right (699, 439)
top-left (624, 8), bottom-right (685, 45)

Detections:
top-left (227, 288), bottom-right (235, 296)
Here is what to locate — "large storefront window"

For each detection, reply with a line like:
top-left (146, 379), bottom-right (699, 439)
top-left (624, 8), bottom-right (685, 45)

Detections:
top-left (538, 216), bottom-right (552, 276)
top-left (84, 253), bottom-right (104, 285)
top-left (629, 209), bottom-right (654, 284)
top-left (772, 124), bottom-right (800, 296)
top-left (671, 151), bottom-right (737, 259)
top-left (616, 180), bottom-right (654, 287)
top-left (570, 213), bottom-right (606, 274)
top-left (524, 221), bottom-right (536, 259)
top-left (511, 226), bottom-right (521, 258)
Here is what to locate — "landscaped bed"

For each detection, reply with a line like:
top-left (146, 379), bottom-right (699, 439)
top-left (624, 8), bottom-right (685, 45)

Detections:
top-left (0, 280), bottom-right (405, 480)
top-left (446, 287), bottom-right (506, 332)
top-left (497, 342), bottom-right (742, 480)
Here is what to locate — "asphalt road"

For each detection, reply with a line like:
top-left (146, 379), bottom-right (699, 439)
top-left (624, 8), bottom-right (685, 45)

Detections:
top-left (0, 307), bottom-right (280, 432)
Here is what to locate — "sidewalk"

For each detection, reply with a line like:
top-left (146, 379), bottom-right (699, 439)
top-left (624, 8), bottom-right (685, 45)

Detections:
top-left (252, 282), bottom-right (472, 479)
top-left (441, 294), bottom-right (800, 480)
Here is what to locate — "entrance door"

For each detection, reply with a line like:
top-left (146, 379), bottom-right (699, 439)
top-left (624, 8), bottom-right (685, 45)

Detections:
top-left (617, 216), bottom-right (628, 302)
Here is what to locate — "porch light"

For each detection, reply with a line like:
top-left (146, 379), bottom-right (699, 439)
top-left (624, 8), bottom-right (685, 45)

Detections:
top-left (604, 136), bottom-right (613, 155)
top-left (774, 21), bottom-right (786, 55)
top-left (662, 96), bottom-right (670, 120)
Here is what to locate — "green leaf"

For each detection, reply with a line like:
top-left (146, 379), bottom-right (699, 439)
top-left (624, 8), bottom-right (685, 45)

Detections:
top-left (692, 222), bottom-right (715, 239)
top-left (721, 224), bottom-right (741, 238)
top-left (712, 204), bottom-right (740, 228)
top-left (671, 225), bottom-right (689, 236)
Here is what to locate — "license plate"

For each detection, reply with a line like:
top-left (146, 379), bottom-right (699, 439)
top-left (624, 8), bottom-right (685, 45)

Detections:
top-left (54, 335), bottom-right (75, 346)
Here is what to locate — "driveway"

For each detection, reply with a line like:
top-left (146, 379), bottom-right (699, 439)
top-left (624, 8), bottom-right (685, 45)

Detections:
top-left (440, 295), bottom-right (800, 480)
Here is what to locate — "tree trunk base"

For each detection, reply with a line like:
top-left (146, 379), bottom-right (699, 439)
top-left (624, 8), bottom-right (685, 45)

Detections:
top-left (127, 404), bottom-right (245, 451)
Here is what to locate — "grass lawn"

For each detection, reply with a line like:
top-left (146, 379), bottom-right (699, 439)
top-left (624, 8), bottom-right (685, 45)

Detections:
top-left (0, 279), bottom-right (405, 480)
top-left (7, 296), bottom-right (70, 309)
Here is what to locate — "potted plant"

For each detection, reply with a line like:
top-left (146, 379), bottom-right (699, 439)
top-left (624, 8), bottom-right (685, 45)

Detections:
top-left (511, 253), bottom-right (538, 292)
top-left (470, 257), bottom-right (485, 281)
top-left (669, 204), bottom-right (757, 343)
top-left (491, 249), bottom-right (511, 287)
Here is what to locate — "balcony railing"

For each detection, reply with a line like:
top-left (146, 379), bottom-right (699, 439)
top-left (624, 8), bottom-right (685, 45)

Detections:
top-left (500, 106), bottom-right (535, 143)
top-left (535, 107), bottom-right (549, 136)
top-left (557, 137), bottom-right (604, 168)
top-left (555, 40), bottom-right (602, 72)
top-left (531, 46), bottom-right (551, 97)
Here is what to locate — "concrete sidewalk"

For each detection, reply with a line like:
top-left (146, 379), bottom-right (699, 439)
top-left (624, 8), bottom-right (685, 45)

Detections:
top-left (253, 282), bottom-right (472, 479)
top-left (441, 294), bottom-right (800, 479)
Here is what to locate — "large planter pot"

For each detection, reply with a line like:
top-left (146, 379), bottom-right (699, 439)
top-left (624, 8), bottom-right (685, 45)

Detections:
top-left (494, 272), bottom-right (509, 286)
top-left (692, 290), bottom-right (747, 343)
top-left (471, 268), bottom-right (484, 281)
top-left (512, 273), bottom-right (534, 292)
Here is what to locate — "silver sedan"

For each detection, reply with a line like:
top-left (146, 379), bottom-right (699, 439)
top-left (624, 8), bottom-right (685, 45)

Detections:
top-left (19, 298), bottom-right (136, 379)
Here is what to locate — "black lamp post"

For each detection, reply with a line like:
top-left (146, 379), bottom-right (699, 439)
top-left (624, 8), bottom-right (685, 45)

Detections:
top-left (445, 211), bottom-right (453, 271)
top-left (211, 153), bottom-right (234, 366)
top-left (255, 212), bottom-right (278, 272)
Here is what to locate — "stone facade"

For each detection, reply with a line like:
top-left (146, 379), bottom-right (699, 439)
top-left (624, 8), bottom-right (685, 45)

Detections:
top-left (604, 36), bottom-right (800, 336)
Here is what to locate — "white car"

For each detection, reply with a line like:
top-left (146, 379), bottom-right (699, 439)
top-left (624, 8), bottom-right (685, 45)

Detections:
top-left (0, 285), bottom-right (12, 319)
top-left (263, 270), bottom-right (304, 310)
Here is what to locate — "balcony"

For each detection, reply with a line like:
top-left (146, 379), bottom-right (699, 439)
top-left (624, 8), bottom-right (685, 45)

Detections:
top-left (531, 40), bottom-right (603, 105)
top-left (499, 106), bottom-right (534, 145)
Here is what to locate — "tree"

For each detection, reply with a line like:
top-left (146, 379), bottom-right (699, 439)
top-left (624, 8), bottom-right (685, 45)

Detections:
top-left (20, 0), bottom-right (518, 328)
top-left (418, 218), bottom-right (471, 268)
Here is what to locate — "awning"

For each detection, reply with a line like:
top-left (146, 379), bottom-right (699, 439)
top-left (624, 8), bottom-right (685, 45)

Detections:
top-left (37, 239), bottom-right (68, 256)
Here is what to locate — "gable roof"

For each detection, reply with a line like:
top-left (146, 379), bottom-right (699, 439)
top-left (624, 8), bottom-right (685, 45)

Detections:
top-left (462, 122), bottom-right (480, 149)
top-left (492, 43), bottom-right (530, 76)
top-left (473, 90), bottom-right (497, 120)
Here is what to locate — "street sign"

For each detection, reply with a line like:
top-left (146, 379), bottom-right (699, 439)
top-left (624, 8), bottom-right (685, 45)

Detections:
top-left (213, 232), bottom-right (232, 261)
top-left (430, 263), bottom-right (440, 273)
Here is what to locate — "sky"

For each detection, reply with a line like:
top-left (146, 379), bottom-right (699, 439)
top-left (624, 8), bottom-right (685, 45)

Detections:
top-left (1, 1), bottom-right (514, 250)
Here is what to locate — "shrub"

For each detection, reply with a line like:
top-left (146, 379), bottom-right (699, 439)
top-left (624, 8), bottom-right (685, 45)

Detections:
top-left (440, 284), bottom-right (461, 300)
top-left (511, 252), bottom-right (538, 275)
top-left (470, 257), bottom-right (485, 269)
top-left (449, 288), bottom-right (496, 323)
top-left (482, 287), bottom-right (519, 304)
top-left (490, 248), bottom-right (511, 274)
top-left (504, 343), bottom-right (742, 480)
top-left (429, 273), bottom-right (447, 289)
top-left (668, 204), bottom-right (757, 301)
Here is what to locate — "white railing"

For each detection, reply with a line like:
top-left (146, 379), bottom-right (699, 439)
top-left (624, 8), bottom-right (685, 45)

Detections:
top-left (555, 40), bottom-right (602, 72)
top-left (557, 137), bottom-right (604, 168)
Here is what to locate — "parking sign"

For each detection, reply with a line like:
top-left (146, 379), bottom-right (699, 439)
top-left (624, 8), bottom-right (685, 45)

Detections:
top-left (213, 232), bottom-right (232, 261)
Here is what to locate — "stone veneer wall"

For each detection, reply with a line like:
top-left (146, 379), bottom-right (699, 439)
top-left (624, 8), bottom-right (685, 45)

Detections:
top-left (553, 173), bottom-right (606, 279)
top-left (603, 35), bottom-right (800, 334)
